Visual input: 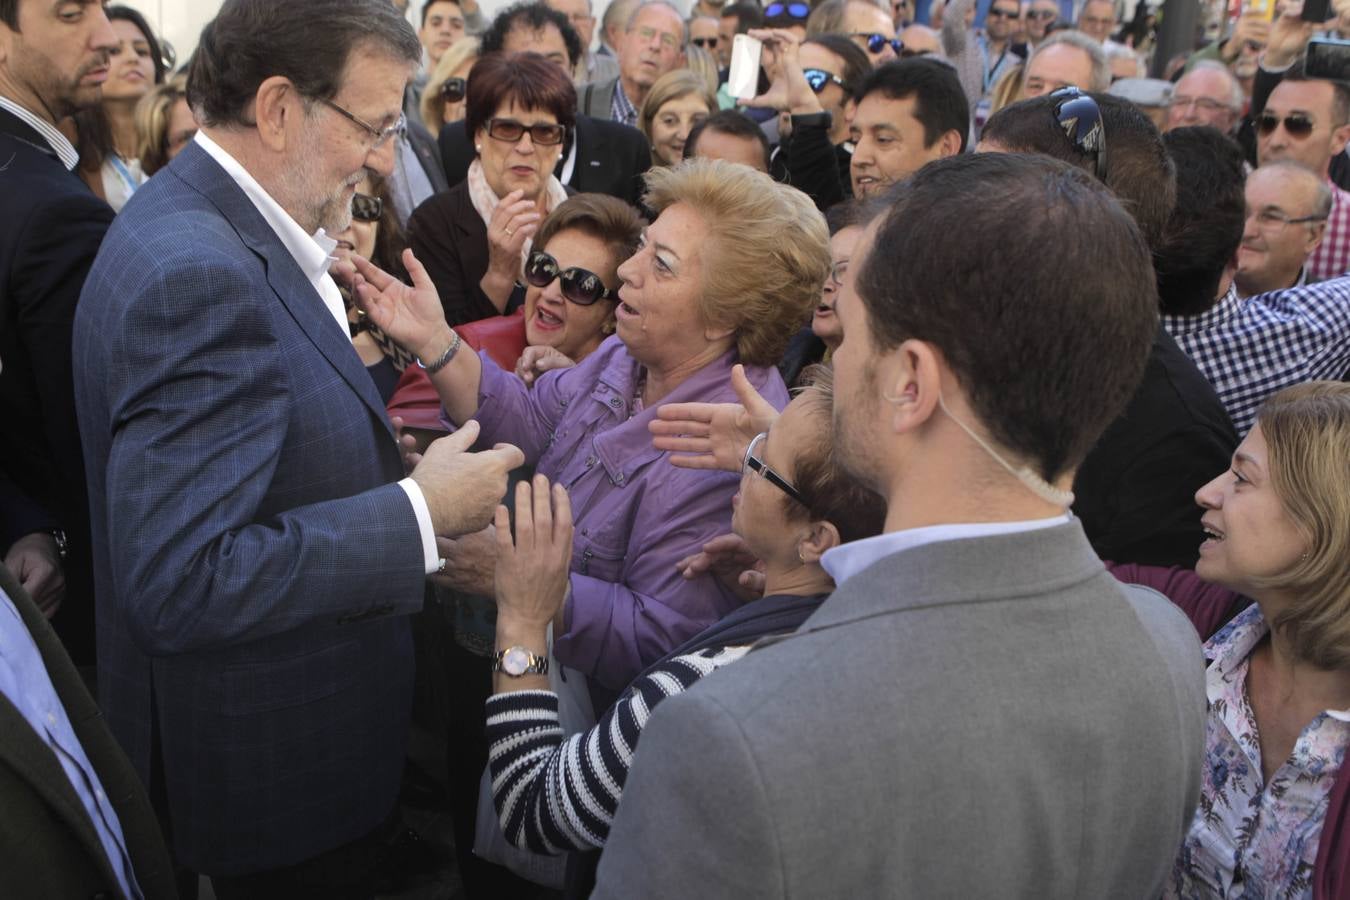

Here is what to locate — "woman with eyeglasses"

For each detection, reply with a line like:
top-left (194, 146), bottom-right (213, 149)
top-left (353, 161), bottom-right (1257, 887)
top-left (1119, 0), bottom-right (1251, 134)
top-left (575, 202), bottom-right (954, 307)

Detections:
top-left (484, 369), bottom-right (885, 869)
top-left (345, 158), bottom-right (829, 699)
top-left (1102, 382), bottom-right (1350, 900)
top-left (407, 52), bottom-right (573, 327)
top-left (780, 198), bottom-right (862, 385)
top-left (420, 36), bottom-right (479, 136)
top-left (639, 70), bottom-right (719, 168)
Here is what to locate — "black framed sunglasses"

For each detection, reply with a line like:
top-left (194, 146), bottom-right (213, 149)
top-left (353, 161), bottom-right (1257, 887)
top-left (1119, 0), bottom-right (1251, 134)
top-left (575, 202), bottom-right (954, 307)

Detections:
top-left (1051, 87), bottom-right (1108, 181)
top-left (486, 117), bottom-right (567, 146)
top-left (803, 68), bottom-right (850, 93)
top-left (742, 432), bottom-right (806, 506)
top-left (351, 192), bottom-right (383, 223)
top-left (692, 36), bottom-right (719, 48)
top-left (986, 6), bottom-right (1020, 17)
top-left (765, 2), bottom-right (811, 18)
top-left (524, 251), bottom-right (615, 306)
top-left (440, 77), bottom-right (467, 103)
top-left (1256, 112), bottom-right (1315, 138)
top-left (852, 32), bottom-right (904, 54)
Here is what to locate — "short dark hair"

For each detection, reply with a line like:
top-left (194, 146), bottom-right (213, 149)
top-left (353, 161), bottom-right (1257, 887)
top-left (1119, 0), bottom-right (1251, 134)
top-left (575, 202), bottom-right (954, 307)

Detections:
top-left (981, 92), bottom-right (1176, 252)
top-left (1278, 60), bottom-right (1350, 127)
top-left (684, 109), bottom-right (771, 170)
top-left (803, 34), bottom-right (871, 95)
top-left (421, 0), bottom-right (463, 27)
top-left (719, 1), bottom-right (764, 32)
top-left (1155, 127), bottom-right (1246, 317)
top-left (187, 0), bottom-right (420, 129)
top-left (464, 51), bottom-right (577, 141)
top-left (854, 59), bottom-right (971, 153)
top-left (824, 197), bottom-right (874, 235)
top-left (109, 6), bottom-right (167, 84)
top-left (480, 1), bottom-right (583, 68)
top-left (856, 153), bottom-right (1157, 480)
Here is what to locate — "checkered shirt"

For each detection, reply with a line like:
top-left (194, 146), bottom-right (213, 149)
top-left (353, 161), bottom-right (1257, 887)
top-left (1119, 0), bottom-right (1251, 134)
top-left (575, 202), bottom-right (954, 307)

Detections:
top-left (610, 80), bottom-right (639, 129)
top-left (1307, 180), bottom-right (1350, 281)
top-left (1162, 277), bottom-right (1350, 435)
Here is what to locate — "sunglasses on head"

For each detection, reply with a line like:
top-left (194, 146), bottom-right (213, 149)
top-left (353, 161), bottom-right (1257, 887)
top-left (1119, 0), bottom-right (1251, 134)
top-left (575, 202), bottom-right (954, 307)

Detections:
top-left (852, 32), bottom-right (904, 54)
top-left (440, 77), bottom-right (467, 103)
top-left (351, 192), bottom-right (383, 223)
top-left (765, 2), bottom-right (811, 18)
top-left (486, 117), bottom-right (567, 146)
top-left (803, 68), bottom-right (849, 93)
top-left (1256, 112), bottom-right (1315, 138)
top-left (525, 251), bottom-right (615, 306)
top-left (1051, 87), bottom-right (1108, 181)
top-left (692, 36), bottom-right (719, 48)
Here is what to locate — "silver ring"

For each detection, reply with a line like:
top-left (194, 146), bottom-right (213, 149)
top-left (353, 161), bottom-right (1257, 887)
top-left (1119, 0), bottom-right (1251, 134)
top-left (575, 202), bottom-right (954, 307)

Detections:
top-left (504, 227), bottom-right (515, 237)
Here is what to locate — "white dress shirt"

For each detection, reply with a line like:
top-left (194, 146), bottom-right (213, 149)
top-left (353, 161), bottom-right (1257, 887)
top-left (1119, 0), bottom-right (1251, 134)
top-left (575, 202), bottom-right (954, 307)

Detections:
top-left (822, 515), bottom-right (1072, 588)
top-left (0, 94), bottom-right (79, 170)
top-left (193, 131), bottom-right (439, 573)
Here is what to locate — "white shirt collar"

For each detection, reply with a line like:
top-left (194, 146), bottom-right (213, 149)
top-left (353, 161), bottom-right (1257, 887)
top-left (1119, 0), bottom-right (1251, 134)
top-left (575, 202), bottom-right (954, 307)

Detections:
top-left (821, 515), bottom-right (1071, 588)
top-left (192, 131), bottom-right (347, 338)
top-left (0, 95), bottom-right (79, 170)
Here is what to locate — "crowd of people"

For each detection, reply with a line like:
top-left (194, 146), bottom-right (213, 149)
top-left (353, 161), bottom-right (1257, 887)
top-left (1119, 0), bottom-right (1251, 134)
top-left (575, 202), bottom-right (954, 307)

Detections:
top-left (3, 0), bottom-right (1350, 897)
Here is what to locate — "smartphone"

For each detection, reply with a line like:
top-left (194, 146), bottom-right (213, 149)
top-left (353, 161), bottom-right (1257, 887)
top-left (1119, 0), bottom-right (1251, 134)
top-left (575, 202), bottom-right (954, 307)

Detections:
top-left (728, 34), bottom-right (763, 101)
top-left (1306, 38), bottom-right (1350, 80)
top-left (1302, 0), bottom-right (1334, 23)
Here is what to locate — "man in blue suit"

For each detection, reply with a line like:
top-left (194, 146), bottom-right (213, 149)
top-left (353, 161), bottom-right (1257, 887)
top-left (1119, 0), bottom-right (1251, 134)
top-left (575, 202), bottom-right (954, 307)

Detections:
top-left (72, 0), bottom-right (523, 895)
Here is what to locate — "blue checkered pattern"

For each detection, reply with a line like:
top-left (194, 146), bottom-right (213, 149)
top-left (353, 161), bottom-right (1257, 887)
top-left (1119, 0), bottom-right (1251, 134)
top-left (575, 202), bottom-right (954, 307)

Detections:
top-left (1162, 277), bottom-right (1350, 435)
top-left (611, 80), bottom-right (639, 129)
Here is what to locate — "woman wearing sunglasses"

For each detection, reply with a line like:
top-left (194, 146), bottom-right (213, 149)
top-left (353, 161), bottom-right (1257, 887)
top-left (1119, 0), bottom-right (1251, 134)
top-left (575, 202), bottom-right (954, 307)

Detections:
top-left (347, 158), bottom-right (829, 699)
top-left (639, 70), bottom-right (719, 168)
top-left (407, 52), bottom-right (573, 327)
top-left (419, 36), bottom-right (479, 136)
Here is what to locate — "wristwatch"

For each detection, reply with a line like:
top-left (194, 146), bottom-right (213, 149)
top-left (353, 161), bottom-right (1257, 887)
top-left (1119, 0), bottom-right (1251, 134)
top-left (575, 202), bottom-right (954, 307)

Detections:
top-left (492, 646), bottom-right (549, 677)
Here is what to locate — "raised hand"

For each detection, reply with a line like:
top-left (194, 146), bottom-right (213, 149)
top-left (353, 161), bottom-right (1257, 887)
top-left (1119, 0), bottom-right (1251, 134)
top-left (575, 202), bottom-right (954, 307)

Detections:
top-left (410, 420), bottom-right (526, 536)
top-left (1264, 5), bottom-right (1317, 69)
top-left (650, 364), bottom-right (780, 471)
top-left (515, 345), bottom-right (577, 386)
top-left (495, 475), bottom-right (575, 629)
top-left (743, 28), bottom-right (824, 117)
top-left (675, 532), bottom-right (766, 601)
top-left (485, 190), bottom-right (542, 281)
top-left (343, 249), bottom-right (455, 363)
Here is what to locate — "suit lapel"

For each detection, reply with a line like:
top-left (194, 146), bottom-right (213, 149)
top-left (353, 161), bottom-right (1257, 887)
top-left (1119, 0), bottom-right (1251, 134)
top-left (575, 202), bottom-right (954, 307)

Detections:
top-left (170, 143), bottom-right (395, 440)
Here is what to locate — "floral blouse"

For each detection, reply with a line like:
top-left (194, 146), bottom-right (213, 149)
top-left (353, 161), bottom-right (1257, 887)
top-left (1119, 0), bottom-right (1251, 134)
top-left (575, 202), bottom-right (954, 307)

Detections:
top-left (1167, 606), bottom-right (1350, 899)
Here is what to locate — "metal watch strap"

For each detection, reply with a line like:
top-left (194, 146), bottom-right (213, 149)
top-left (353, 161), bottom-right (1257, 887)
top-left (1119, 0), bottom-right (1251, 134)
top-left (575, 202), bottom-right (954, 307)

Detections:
top-left (492, 646), bottom-right (550, 676)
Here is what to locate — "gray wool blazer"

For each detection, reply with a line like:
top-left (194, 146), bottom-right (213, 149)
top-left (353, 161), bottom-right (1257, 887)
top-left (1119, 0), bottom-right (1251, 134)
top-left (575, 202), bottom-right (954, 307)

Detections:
top-left (593, 521), bottom-right (1207, 899)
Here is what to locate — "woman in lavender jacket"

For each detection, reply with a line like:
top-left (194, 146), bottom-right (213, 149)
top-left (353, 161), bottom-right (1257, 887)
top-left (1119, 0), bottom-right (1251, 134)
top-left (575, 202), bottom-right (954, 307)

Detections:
top-left (349, 159), bottom-right (830, 690)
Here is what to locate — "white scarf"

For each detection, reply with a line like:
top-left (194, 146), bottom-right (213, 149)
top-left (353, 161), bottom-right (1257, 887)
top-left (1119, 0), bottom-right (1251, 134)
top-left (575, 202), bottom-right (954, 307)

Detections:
top-left (465, 158), bottom-right (569, 271)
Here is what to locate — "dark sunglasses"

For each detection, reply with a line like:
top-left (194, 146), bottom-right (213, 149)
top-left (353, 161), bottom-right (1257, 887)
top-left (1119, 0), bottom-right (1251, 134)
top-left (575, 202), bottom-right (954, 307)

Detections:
top-left (351, 192), bottom-right (383, 223)
top-left (440, 77), bottom-right (467, 103)
top-left (852, 32), bottom-right (904, 54)
top-left (987, 7), bottom-right (1020, 17)
top-left (524, 251), bottom-right (615, 306)
top-left (486, 117), bottom-right (566, 146)
top-left (1256, 112), bottom-right (1315, 138)
top-left (692, 36), bottom-right (719, 48)
top-left (742, 432), bottom-right (806, 506)
top-left (1052, 87), bottom-right (1108, 181)
top-left (765, 2), bottom-right (811, 18)
top-left (803, 68), bottom-right (849, 93)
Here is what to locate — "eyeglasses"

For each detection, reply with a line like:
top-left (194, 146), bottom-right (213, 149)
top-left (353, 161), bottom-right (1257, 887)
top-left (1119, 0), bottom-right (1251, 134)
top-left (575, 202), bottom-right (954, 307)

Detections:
top-left (852, 32), bottom-right (904, 54)
top-left (765, 2), bottom-right (811, 18)
top-left (524, 250), bottom-right (615, 305)
top-left (987, 7), bottom-right (1020, 18)
top-left (351, 192), bottom-right (383, 223)
top-left (319, 98), bottom-right (404, 150)
top-left (635, 25), bottom-right (681, 50)
top-left (1051, 87), bottom-right (1107, 181)
top-left (1026, 9), bottom-right (1058, 19)
top-left (692, 36), bottom-right (719, 48)
top-left (1256, 112), bottom-right (1315, 138)
top-left (742, 432), bottom-right (806, 506)
top-left (1248, 207), bottom-right (1327, 234)
top-left (803, 68), bottom-right (850, 93)
top-left (1169, 95), bottom-right (1233, 114)
top-left (440, 77), bottom-right (467, 104)
top-left (826, 258), bottom-right (849, 288)
top-left (486, 117), bottom-right (566, 146)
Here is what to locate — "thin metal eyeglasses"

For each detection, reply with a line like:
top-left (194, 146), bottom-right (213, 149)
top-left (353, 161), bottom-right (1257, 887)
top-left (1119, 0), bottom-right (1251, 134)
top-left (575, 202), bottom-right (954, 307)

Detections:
top-left (742, 432), bottom-right (806, 506)
top-left (826, 258), bottom-right (849, 289)
top-left (1051, 86), bottom-right (1107, 181)
top-left (1248, 207), bottom-right (1327, 234)
top-left (319, 98), bottom-right (404, 150)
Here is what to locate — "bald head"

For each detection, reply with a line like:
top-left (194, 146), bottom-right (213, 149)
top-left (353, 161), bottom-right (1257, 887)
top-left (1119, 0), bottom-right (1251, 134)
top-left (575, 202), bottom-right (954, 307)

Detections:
top-left (899, 23), bottom-right (941, 56)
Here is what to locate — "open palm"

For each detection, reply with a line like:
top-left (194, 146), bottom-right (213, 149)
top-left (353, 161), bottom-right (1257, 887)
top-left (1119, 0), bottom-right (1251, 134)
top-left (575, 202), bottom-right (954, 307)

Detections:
top-left (344, 248), bottom-right (451, 360)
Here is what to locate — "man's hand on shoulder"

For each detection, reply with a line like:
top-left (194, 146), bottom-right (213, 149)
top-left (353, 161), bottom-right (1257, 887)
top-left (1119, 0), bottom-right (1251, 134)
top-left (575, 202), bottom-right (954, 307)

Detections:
top-left (410, 420), bottom-right (525, 536)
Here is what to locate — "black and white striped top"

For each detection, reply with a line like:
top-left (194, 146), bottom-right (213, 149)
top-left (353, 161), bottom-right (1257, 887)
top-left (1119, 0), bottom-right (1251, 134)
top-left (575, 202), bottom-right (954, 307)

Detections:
top-left (485, 644), bottom-right (752, 854)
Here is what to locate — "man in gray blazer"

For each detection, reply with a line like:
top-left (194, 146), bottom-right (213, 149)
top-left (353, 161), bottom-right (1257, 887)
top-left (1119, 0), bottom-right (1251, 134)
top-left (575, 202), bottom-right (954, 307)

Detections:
top-left (594, 153), bottom-right (1207, 898)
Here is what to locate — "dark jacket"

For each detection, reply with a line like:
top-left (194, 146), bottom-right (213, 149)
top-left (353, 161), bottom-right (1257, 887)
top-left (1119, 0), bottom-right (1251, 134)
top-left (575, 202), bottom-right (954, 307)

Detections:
top-left (407, 180), bottom-right (512, 327)
top-left (769, 112), bottom-right (852, 212)
top-left (0, 561), bottom-right (178, 900)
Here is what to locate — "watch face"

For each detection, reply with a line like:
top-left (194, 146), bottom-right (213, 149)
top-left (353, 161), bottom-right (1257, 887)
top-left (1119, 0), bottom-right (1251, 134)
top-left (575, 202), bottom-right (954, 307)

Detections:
top-left (503, 646), bottom-right (531, 676)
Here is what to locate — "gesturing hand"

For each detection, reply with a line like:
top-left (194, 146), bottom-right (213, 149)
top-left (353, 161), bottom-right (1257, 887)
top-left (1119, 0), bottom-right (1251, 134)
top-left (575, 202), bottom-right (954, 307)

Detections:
top-left (495, 475), bottom-right (575, 629)
top-left (515, 345), bottom-right (577, 386)
top-left (485, 190), bottom-right (542, 280)
top-left (650, 364), bottom-right (780, 471)
top-left (675, 533), bottom-right (766, 602)
top-left (410, 420), bottom-right (526, 536)
top-left (1264, 6), bottom-right (1317, 70)
top-left (342, 249), bottom-right (455, 363)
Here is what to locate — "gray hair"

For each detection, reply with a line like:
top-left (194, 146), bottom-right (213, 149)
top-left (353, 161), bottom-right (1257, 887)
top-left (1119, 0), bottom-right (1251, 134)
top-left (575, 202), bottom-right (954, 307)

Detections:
top-left (1186, 60), bottom-right (1245, 112)
top-left (1258, 160), bottom-right (1334, 220)
top-left (1027, 29), bottom-right (1110, 92)
top-left (625, 0), bottom-right (688, 44)
top-left (602, 0), bottom-right (640, 35)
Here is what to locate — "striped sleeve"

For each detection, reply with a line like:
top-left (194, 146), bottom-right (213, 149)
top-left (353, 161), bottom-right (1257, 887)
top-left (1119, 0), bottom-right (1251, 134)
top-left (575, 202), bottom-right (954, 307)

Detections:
top-left (485, 647), bottom-right (748, 854)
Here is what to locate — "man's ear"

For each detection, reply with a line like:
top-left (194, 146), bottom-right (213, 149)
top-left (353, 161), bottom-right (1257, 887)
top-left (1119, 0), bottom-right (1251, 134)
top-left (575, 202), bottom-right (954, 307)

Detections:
top-left (938, 128), bottom-right (964, 159)
top-left (882, 338), bottom-right (943, 436)
top-left (253, 75), bottom-right (298, 152)
top-left (797, 519), bottom-right (842, 564)
top-left (1306, 219), bottom-right (1328, 256)
top-left (1332, 121), bottom-right (1350, 158)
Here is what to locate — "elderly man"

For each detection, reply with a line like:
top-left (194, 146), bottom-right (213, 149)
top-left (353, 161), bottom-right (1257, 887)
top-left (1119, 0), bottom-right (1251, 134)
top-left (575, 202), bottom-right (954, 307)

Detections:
top-left (1238, 161), bottom-right (1330, 296)
top-left (72, 0), bottom-right (521, 893)
top-left (1019, 29), bottom-right (1109, 99)
top-left (1166, 61), bottom-right (1244, 133)
top-left (809, 0), bottom-right (901, 65)
top-left (579, 0), bottom-right (685, 126)
top-left (593, 151), bottom-right (1205, 900)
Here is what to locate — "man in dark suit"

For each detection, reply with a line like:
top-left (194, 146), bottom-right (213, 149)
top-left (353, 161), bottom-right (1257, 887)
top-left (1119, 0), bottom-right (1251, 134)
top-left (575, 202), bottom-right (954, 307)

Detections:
top-left (444, 1), bottom-right (651, 206)
top-left (0, 560), bottom-right (177, 900)
top-left (0, 0), bottom-right (119, 666)
top-left (72, 1), bottom-right (522, 895)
